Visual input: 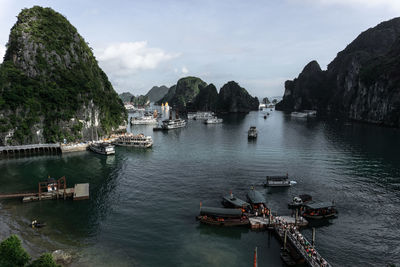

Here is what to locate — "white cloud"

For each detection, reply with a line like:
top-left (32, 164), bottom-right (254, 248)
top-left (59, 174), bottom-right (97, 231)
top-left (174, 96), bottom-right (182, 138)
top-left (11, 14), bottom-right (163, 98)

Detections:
top-left (181, 66), bottom-right (189, 74)
top-left (300, 0), bottom-right (400, 11)
top-left (96, 41), bottom-right (179, 76)
top-left (0, 46), bottom-right (5, 63)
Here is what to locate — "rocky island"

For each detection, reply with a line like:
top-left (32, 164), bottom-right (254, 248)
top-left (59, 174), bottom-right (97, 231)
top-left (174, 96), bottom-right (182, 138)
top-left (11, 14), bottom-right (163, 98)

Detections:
top-left (276, 17), bottom-right (400, 128)
top-left (157, 77), bottom-right (259, 113)
top-left (0, 6), bottom-right (126, 146)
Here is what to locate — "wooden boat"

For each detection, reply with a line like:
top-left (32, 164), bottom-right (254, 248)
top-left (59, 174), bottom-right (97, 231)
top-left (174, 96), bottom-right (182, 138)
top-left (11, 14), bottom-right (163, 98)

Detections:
top-left (246, 187), bottom-right (267, 212)
top-left (30, 221), bottom-right (46, 228)
top-left (288, 194), bottom-right (312, 209)
top-left (196, 206), bottom-right (249, 226)
top-left (248, 126), bottom-right (257, 139)
top-left (221, 193), bottom-right (250, 210)
top-left (302, 202), bottom-right (337, 220)
top-left (265, 174), bottom-right (296, 187)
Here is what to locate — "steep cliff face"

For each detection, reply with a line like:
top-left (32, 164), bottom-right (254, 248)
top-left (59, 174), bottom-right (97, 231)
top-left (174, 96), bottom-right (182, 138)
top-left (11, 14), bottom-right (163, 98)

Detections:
top-left (276, 17), bottom-right (400, 127)
top-left (192, 84), bottom-right (218, 111)
top-left (145, 85), bottom-right (169, 102)
top-left (0, 6), bottom-right (126, 145)
top-left (218, 81), bottom-right (259, 113)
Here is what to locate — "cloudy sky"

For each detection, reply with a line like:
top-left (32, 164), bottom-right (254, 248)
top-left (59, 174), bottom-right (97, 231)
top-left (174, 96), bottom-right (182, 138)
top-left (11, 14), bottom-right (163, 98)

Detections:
top-left (0, 0), bottom-right (399, 98)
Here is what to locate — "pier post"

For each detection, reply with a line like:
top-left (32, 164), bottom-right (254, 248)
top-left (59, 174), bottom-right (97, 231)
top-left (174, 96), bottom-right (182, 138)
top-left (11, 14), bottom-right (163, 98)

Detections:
top-left (295, 208), bottom-right (298, 225)
top-left (254, 247), bottom-right (257, 267)
top-left (312, 227), bottom-right (316, 247)
top-left (284, 230), bottom-right (287, 250)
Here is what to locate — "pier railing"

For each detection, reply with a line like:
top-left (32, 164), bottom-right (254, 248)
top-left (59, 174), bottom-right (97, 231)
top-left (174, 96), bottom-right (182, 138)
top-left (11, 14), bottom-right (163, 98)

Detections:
top-left (274, 220), bottom-right (331, 267)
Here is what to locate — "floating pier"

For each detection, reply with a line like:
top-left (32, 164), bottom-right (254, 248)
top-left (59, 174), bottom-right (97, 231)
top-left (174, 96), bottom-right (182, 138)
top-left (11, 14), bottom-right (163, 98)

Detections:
top-left (0, 144), bottom-right (61, 156)
top-left (0, 176), bottom-right (89, 202)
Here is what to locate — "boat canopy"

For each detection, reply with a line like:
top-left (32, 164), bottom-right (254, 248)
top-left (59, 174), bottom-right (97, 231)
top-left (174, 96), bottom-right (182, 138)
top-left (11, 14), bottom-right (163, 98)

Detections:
top-left (305, 202), bottom-right (335, 210)
top-left (267, 176), bottom-right (288, 181)
top-left (222, 195), bottom-right (249, 208)
top-left (246, 189), bottom-right (266, 204)
top-left (200, 206), bottom-right (243, 218)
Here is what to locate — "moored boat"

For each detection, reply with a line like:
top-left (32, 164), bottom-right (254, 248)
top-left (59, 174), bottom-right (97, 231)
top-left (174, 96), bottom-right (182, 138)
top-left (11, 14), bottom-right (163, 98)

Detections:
top-left (288, 194), bottom-right (312, 209)
top-left (265, 174), bottom-right (296, 187)
top-left (302, 202), bottom-right (337, 220)
top-left (196, 206), bottom-right (249, 226)
top-left (204, 116), bottom-right (223, 124)
top-left (89, 142), bottom-right (115, 155)
top-left (113, 133), bottom-right (153, 148)
top-left (246, 187), bottom-right (268, 215)
top-left (161, 112), bottom-right (186, 130)
top-left (221, 192), bottom-right (250, 210)
top-left (248, 126), bottom-right (257, 139)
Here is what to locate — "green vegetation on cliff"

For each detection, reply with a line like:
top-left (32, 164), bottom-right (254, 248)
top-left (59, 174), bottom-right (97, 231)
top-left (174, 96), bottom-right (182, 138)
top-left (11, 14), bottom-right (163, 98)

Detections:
top-left (0, 6), bottom-right (126, 145)
top-left (157, 77), bottom-right (258, 113)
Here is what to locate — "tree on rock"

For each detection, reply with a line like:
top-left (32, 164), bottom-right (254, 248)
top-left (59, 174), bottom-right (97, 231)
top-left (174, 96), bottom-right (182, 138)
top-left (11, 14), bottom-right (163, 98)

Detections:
top-left (0, 235), bottom-right (30, 267)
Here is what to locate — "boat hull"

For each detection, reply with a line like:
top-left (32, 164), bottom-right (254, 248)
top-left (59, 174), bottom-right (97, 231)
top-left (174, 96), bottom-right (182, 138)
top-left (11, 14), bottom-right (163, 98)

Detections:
top-left (196, 216), bottom-right (249, 227)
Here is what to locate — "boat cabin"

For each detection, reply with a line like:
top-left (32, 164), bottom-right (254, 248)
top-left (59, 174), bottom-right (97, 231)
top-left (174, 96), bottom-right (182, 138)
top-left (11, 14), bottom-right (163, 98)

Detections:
top-left (221, 193), bottom-right (250, 211)
top-left (197, 206), bottom-right (249, 226)
top-left (246, 188), bottom-right (268, 214)
top-left (302, 202), bottom-right (337, 219)
top-left (265, 174), bottom-right (291, 187)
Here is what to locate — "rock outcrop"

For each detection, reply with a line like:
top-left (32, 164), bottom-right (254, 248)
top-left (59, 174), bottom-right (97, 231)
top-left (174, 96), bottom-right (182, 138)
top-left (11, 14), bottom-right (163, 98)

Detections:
top-left (157, 77), bottom-right (207, 110)
top-left (0, 6), bottom-right (126, 145)
top-left (217, 81), bottom-right (259, 113)
top-left (145, 85), bottom-right (169, 102)
top-left (119, 92), bottom-right (134, 103)
top-left (192, 84), bottom-right (219, 111)
top-left (276, 17), bottom-right (400, 127)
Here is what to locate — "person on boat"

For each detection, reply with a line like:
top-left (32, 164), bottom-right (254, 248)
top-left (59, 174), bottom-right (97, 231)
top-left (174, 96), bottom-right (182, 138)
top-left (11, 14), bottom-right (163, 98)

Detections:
top-left (31, 220), bottom-right (37, 228)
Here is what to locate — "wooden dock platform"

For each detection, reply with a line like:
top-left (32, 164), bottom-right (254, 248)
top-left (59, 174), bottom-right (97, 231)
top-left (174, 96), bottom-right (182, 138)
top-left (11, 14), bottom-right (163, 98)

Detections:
top-left (0, 143), bottom-right (61, 156)
top-left (0, 177), bottom-right (89, 203)
top-left (249, 215), bottom-right (308, 230)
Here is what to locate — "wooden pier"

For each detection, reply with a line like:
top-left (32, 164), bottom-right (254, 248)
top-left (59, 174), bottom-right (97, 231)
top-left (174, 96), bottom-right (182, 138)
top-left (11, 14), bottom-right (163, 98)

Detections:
top-left (0, 143), bottom-right (61, 156)
top-left (273, 217), bottom-right (331, 267)
top-left (0, 176), bottom-right (89, 202)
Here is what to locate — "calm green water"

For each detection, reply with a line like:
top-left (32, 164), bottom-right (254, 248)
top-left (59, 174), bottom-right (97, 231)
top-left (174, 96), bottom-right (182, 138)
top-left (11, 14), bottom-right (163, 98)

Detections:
top-left (0, 110), bottom-right (399, 266)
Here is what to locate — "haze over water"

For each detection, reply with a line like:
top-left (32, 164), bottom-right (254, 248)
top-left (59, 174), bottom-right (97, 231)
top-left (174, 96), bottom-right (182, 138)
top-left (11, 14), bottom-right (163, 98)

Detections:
top-left (0, 110), bottom-right (399, 266)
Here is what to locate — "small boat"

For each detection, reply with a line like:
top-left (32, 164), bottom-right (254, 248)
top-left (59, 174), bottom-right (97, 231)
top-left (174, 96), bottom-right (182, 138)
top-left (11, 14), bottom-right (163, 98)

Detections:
top-left (248, 126), bottom-right (257, 139)
top-left (264, 174), bottom-right (296, 187)
top-left (196, 206), bottom-right (249, 226)
top-left (246, 187), bottom-right (267, 213)
top-left (291, 112), bottom-right (308, 118)
top-left (30, 220), bottom-right (46, 228)
top-left (204, 117), bottom-right (223, 124)
top-left (288, 194), bottom-right (312, 209)
top-left (302, 202), bottom-right (338, 220)
top-left (188, 111), bottom-right (214, 120)
top-left (89, 142), bottom-right (115, 155)
top-left (221, 193), bottom-right (250, 210)
top-left (161, 111), bottom-right (186, 129)
top-left (113, 133), bottom-right (153, 148)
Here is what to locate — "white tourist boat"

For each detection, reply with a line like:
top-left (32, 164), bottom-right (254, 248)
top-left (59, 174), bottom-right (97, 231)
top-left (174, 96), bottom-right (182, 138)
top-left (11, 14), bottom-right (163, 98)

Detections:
top-left (291, 112), bottom-right (308, 118)
top-left (204, 116), bottom-right (223, 124)
top-left (291, 110), bottom-right (317, 118)
top-left (161, 118), bottom-right (187, 129)
top-left (89, 142), bottom-right (115, 155)
top-left (188, 111), bottom-right (214, 120)
top-left (130, 115), bottom-right (158, 125)
top-left (113, 133), bottom-right (153, 148)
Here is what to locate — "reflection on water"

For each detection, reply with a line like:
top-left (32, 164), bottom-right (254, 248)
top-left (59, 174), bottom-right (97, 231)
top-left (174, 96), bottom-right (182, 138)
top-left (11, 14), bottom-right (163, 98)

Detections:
top-left (0, 111), bottom-right (399, 266)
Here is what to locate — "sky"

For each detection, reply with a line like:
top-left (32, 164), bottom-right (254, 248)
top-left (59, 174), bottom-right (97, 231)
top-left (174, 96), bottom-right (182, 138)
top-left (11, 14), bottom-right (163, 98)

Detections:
top-left (0, 0), bottom-right (399, 99)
